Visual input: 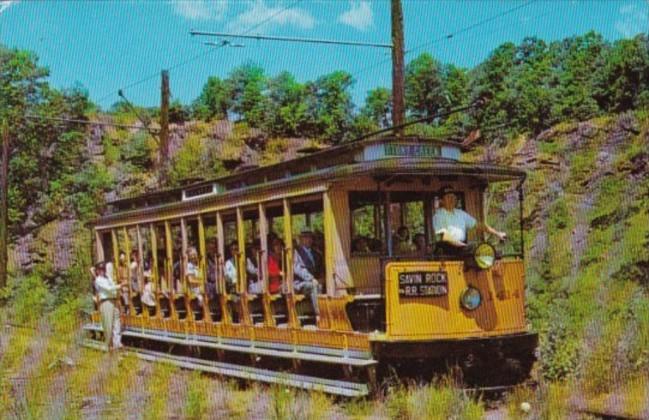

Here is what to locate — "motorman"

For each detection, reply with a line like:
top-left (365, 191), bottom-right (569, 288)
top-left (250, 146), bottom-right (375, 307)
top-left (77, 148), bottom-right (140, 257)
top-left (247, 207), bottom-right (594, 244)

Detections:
top-left (433, 186), bottom-right (506, 254)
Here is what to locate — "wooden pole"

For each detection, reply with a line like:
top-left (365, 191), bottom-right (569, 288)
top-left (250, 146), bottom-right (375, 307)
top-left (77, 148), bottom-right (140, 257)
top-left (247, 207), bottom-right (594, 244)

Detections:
top-left (391, 0), bottom-right (405, 137)
top-left (159, 70), bottom-right (170, 185)
top-left (0, 123), bottom-right (8, 289)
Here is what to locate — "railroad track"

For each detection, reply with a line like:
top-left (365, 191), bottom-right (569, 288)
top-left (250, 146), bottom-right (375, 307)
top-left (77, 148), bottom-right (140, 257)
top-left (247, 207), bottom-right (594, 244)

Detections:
top-left (80, 338), bottom-right (369, 397)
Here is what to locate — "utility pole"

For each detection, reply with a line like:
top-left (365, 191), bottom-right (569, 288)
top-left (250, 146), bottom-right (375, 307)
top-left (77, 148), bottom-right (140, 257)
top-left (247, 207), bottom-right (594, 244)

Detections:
top-left (0, 122), bottom-right (9, 290)
top-left (159, 70), bottom-right (170, 186)
top-left (391, 0), bottom-right (405, 136)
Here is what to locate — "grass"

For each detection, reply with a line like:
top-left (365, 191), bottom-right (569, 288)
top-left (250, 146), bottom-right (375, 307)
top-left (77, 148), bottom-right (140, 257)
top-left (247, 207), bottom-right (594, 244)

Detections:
top-left (143, 363), bottom-right (177, 420)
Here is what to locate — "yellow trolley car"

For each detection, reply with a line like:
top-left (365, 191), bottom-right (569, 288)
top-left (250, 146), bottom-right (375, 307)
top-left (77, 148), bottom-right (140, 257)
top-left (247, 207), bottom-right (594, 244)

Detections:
top-left (84, 135), bottom-right (537, 396)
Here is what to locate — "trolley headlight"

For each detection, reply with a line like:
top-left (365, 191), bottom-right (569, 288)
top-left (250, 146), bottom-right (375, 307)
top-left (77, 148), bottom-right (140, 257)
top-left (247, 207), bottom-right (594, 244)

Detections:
top-left (460, 286), bottom-right (482, 311)
top-left (474, 243), bottom-right (496, 270)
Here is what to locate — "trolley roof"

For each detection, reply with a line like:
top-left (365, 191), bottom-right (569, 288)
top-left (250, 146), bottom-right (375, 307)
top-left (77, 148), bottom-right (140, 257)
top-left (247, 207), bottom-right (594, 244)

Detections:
top-left (98, 136), bottom-right (525, 226)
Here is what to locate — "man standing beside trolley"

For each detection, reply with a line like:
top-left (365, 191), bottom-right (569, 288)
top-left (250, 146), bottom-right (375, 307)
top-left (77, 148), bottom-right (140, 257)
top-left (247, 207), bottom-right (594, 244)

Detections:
top-left (92, 261), bottom-right (122, 351)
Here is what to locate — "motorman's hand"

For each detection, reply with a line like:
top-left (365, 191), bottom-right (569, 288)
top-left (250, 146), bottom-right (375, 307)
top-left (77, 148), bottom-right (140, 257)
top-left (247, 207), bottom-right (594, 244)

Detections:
top-left (495, 231), bottom-right (507, 242)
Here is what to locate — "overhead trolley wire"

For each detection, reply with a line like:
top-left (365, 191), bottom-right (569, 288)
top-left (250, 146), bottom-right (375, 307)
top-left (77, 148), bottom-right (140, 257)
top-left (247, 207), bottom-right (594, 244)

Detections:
top-left (351, 0), bottom-right (538, 78)
top-left (94, 0), bottom-right (303, 107)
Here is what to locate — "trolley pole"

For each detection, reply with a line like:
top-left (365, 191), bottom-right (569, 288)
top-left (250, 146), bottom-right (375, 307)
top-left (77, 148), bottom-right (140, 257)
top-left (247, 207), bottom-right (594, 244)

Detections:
top-left (391, 0), bottom-right (406, 137)
top-left (159, 70), bottom-right (170, 186)
top-left (0, 122), bottom-right (9, 290)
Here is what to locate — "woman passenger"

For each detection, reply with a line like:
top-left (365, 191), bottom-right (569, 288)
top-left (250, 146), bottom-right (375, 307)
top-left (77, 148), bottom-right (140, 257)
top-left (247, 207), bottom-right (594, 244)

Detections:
top-left (267, 238), bottom-right (284, 294)
top-left (186, 247), bottom-right (204, 307)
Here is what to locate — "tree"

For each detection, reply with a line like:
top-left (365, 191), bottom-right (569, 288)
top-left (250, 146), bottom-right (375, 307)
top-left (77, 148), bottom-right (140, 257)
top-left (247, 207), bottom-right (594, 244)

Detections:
top-left (592, 35), bottom-right (649, 112)
top-left (228, 63), bottom-right (267, 126)
top-left (359, 87), bottom-right (392, 129)
top-left (549, 31), bottom-right (605, 121)
top-left (405, 53), bottom-right (446, 119)
top-left (263, 71), bottom-right (310, 136)
top-left (193, 76), bottom-right (232, 120)
top-left (309, 71), bottom-right (355, 142)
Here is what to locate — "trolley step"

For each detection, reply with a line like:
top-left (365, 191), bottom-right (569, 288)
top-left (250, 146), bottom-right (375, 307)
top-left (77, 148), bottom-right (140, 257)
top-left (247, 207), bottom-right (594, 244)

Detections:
top-left (80, 339), bottom-right (369, 397)
top-left (82, 323), bottom-right (376, 367)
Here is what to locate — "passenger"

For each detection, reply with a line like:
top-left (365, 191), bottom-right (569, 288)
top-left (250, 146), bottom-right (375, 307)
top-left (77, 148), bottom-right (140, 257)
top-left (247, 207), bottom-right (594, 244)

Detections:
top-left (224, 241), bottom-right (239, 293)
top-left (247, 241), bottom-right (263, 295)
top-left (205, 239), bottom-right (218, 301)
top-left (92, 261), bottom-right (122, 350)
top-left (116, 251), bottom-right (130, 313)
top-left (141, 276), bottom-right (157, 316)
top-left (395, 226), bottom-right (416, 254)
top-left (267, 238), bottom-right (284, 294)
top-left (224, 241), bottom-right (258, 294)
top-left (353, 236), bottom-right (371, 253)
top-left (413, 233), bottom-right (432, 256)
top-left (186, 247), bottom-right (204, 307)
top-left (293, 231), bottom-right (322, 319)
top-left (433, 186), bottom-right (507, 254)
top-left (369, 238), bottom-right (383, 253)
top-left (129, 249), bottom-right (141, 293)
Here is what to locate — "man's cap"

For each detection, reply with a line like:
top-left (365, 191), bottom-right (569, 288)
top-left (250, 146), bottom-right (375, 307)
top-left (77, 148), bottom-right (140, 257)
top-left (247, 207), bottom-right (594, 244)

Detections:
top-left (299, 230), bottom-right (314, 237)
top-left (438, 185), bottom-right (455, 196)
top-left (95, 261), bottom-right (106, 270)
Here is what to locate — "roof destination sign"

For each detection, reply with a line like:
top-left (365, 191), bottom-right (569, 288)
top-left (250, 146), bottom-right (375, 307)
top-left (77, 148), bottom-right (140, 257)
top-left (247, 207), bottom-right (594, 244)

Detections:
top-left (385, 143), bottom-right (441, 158)
top-left (358, 140), bottom-right (462, 162)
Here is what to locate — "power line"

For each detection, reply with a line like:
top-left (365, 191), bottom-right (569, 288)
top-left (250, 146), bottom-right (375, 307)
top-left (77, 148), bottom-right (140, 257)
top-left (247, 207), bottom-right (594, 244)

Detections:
top-left (190, 30), bottom-right (393, 49)
top-left (23, 115), bottom-right (157, 132)
top-left (351, 0), bottom-right (538, 79)
top-left (94, 0), bottom-right (303, 107)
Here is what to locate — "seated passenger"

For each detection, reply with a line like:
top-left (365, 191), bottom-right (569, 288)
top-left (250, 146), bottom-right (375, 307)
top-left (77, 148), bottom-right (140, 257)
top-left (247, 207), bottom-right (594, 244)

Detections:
top-left (205, 239), bottom-right (218, 301)
top-left (395, 226), bottom-right (416, 254)
top-left (413, 233), bottom-right (432, 256)
top-left (224, 241), bottom-right (258, 294)
top-left (117, 251), bottom-right (130, 312)
top-left (186, 247), bottom-right (204, 306)
top-left (293, 231), bottom-right (321, 319)
top-left (247, 241), bottom-right (263, 294)
top-left (267, 238), bottom-right (284, 294)
top-left (141, 276), bottom-right (157, 316)
top-left (129, 250), bottom-right (141, 294)
top-left (433, 186), bottom-right (507, 254)
top-left (353, 236), bottom-right (371, 253)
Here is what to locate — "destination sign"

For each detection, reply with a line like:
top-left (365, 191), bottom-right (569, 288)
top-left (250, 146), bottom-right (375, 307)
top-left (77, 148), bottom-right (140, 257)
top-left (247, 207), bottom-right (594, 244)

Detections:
top-left (398, 271), bottom-right (448, 297)
top-left (384, 143), bottom-right (441, 158)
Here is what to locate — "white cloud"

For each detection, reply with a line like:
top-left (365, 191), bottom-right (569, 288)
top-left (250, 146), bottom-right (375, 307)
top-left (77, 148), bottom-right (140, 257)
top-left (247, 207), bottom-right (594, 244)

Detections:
top-left (0, 1), bottom-right (17, 15)
top-left (227, 1), bottom-right (315, 32)
top-left (338, 1), bottom-right (373, 31)
top-left (615, 2), bottom-right (648, 38)
top-left (171, 0), bottom-right (228, 21)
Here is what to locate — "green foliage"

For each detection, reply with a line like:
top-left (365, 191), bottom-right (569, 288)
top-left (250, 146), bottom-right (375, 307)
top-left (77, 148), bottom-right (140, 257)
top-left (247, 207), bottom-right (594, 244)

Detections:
top-left (168, 122), bottom-right (225, 185)
top-left (66, 163), bottom-right (114, 220)
top-left (194, 76), bottom-right (232, 120)
top-left (384, 381), bottom-right (484, 420)
top-left (184, 371), bottom-right (210, 420)
top-left (122, 131), bottom-right (156, 169)
top-left (358, 87), bottom-right (391, 129)
top-left (7, 274), bottom-right (54, 325)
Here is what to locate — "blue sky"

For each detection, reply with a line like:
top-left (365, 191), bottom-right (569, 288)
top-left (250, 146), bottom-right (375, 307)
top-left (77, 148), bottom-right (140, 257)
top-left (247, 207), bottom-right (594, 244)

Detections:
top-left (1, 1), bottom-right (647, 109)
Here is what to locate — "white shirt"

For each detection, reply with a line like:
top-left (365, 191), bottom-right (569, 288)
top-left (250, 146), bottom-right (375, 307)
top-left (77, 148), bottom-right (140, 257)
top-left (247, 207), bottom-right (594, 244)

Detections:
top-left (142, 282), bottom-right (156, 307)
top-left (433, 207), bottom-right (477, 243)
top-left (95, 274), bottom-right (119, 301)
top-left (224, 258), bottom-right (258, 287)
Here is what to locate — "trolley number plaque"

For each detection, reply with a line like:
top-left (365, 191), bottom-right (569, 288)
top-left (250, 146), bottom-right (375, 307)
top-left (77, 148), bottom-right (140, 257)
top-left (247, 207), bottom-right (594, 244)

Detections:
top-left (398, 271), bottom-right (448, 297)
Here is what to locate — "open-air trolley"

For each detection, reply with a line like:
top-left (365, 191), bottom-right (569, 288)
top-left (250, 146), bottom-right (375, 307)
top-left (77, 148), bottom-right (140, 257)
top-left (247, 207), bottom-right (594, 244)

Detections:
top-left (84, 135), bottom-right (538, 396)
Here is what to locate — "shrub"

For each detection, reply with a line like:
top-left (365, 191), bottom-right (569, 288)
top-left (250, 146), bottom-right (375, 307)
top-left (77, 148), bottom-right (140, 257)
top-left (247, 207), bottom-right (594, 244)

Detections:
top-left (8, 274), bottom-right (54, 325)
